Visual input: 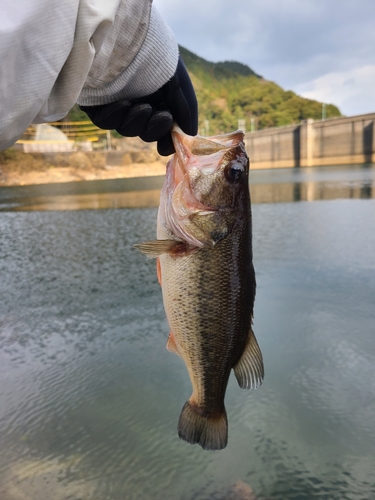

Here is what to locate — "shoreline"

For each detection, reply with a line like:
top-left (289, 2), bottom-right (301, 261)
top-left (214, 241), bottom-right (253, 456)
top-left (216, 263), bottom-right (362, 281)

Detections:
top-left (0, 137), bottom-right (167, 187)
top-left (0, 161), bottom-right (167, 187)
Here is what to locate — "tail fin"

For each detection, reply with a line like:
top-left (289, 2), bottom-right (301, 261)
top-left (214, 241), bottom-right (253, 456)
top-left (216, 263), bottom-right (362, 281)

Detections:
top-left (177, 401), bottom-right (228, 451)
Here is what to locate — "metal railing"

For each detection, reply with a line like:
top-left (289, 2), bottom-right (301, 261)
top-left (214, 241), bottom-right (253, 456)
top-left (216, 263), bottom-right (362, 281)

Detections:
top-left (17, 121), bottom-right (109, 152)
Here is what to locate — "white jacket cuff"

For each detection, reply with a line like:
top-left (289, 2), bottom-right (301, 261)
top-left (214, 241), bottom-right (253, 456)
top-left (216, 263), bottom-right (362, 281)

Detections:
top-left (77, 7), bottom-right (179, 106)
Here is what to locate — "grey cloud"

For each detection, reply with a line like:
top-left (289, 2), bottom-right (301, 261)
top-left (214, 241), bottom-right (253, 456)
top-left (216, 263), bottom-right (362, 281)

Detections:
top-left (155, 0), bottom-right (375, 111)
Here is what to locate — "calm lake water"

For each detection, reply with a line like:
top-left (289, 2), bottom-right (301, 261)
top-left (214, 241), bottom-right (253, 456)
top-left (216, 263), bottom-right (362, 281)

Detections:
top-left (0, 165), bottom-right (374, 500)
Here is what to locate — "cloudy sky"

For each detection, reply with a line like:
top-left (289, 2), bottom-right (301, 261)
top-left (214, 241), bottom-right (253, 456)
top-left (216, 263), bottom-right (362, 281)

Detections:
top-left (155, 0), bottom-right (375, 117)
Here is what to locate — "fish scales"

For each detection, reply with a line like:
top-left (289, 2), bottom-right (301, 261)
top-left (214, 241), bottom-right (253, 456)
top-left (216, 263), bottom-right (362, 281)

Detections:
top-left (135, 125), bottom-right (263, 451)
top-left (159, 222), bottom-right (254, 411)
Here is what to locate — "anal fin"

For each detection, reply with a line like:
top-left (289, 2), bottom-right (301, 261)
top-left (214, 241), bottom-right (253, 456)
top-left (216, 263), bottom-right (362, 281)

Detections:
top-left (166, 332), bottom-right (181, 357)
top-left (233, 329), bottom-right (264, 390)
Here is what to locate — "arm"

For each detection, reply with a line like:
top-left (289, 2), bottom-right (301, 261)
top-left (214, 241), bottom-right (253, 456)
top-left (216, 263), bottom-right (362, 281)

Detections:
top-left (1, 0), bottom-right (190, 151)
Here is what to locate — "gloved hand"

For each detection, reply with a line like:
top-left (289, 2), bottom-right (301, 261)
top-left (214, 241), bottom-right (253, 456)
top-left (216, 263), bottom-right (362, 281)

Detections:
top-left (80, 56), bottom-right (198, 156)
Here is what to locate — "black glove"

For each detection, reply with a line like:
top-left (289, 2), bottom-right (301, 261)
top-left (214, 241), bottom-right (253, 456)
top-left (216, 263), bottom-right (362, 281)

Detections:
top-left (80, 56), bottom-right (198, 156)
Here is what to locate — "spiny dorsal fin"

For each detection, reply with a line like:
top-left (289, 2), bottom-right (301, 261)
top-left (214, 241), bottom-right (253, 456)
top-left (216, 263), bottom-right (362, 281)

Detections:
top-left (233, 329), bottom-right (264, 390)
top-left (133, 240), bottom-right (180, 258)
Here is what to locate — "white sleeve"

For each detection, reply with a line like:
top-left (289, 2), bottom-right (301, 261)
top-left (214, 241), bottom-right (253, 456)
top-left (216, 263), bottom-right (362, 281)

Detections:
top-left (0, 0), bottom-right (178, 150)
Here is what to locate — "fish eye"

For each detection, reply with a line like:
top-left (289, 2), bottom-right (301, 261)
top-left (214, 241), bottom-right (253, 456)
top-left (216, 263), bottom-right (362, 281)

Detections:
top-left (225, 162), bottom-right (245, 184)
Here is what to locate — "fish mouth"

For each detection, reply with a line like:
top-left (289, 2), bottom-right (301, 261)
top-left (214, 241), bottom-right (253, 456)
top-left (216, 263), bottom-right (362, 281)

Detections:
top-left (168, 131), bottom-right (217, 216)
top-left (172, 124), bottom-right (244, 156)
top-left (161, 125), bottom-right (246, 247)
top-left (169, 125), bottom-right (246, 214)
top-left (171, 124), bottom-right (246, 182)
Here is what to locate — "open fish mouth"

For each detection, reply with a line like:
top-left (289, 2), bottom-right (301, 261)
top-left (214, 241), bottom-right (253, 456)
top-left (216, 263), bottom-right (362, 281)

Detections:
top-left (161, 125), bottom-right (249, 248)
top-left (171, 124), bottom-right (245, 178)
top-left (168, 124), bottom-right (246, 207)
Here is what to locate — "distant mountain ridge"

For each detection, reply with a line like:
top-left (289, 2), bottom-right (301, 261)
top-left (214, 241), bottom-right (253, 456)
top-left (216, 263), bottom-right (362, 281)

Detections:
top-left (216, 61), bottom-right (262, 78)
top-left (179, 46), bottom-right (262, 80)
top-left (179, 45), bottom-right (341, 134)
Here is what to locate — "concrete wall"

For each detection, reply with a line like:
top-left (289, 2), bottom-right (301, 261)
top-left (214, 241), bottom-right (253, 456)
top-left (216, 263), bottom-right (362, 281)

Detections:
top-left (245, 112), bottom-right (375, 169)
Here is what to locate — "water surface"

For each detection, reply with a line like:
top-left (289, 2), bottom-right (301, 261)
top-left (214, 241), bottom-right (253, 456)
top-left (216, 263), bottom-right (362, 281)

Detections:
top-left (0, 163), bottom-right (374, 211)
top-left (0, 165), bottom-right (374, 499)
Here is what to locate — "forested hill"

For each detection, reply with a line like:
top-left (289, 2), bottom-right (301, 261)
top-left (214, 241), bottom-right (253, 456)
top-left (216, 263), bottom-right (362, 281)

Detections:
top-left (179, 46), bottom-right (341, 134)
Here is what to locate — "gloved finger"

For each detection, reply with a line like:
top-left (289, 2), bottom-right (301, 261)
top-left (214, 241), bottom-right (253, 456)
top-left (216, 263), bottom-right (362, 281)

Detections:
top-left (117, 103), bottom-right (153, 137)
top-left (139, 111), bottom-right (173, 143)
top-left (157, 134), bottom-right (174, 156)
top-left (94, 100), bottom-right (132, 129)
top-left (80, 100), bottom-right (132, 130)
top-left (79, 104), bottom-right (98, 123)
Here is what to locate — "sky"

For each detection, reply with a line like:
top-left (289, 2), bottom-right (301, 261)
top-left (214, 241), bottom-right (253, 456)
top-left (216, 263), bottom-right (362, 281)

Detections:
top-left (155, 0), bottom-right (375, 117)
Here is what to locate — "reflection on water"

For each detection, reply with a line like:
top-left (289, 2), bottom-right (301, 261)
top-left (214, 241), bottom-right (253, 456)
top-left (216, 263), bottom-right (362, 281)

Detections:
top-left (250, 164), bottom-right (375, 204)
top-left (252, 176), bottom-right (375, 203)
top-left (0, 175), bottom-right (164, 211)
top-left (0, 164), bottom-right (374, 211)
top-left (0, 165), bottom-right (375, 499)
top-left (10, 189), bottom-right (162, 211)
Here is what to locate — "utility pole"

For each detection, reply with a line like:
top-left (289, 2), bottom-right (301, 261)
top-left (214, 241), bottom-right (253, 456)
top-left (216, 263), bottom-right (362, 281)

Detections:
top-left (238, 119), bottom-right (246, 133)
top-left (204, 120), bottom-right (210, 137)
top-left (322, 103), bottom-right (326, 120)
top-left (251, 117), bottom-right (256, 132)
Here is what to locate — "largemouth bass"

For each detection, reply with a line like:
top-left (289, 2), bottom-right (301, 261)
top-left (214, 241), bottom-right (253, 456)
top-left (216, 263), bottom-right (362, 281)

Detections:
top-left (135, 126), bottom-right (264, 450)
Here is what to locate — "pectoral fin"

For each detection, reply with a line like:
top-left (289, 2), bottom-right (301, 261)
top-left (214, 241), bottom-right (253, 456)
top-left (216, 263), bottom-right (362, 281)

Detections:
top-left (133, 240), bottom-right (180, 258)
top-left (166, 332), bottom-right (181, 357)
top-left (233, 329), bottom-right (264, 389)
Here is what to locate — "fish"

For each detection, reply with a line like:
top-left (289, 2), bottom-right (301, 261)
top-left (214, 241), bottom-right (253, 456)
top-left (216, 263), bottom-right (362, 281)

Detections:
top-left (134, 125), bottom-right (264, 450)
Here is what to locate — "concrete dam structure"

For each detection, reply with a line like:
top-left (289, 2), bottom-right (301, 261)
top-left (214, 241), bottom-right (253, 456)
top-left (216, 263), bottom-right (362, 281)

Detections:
top-left (245, 112), bottom-right (375, 169)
